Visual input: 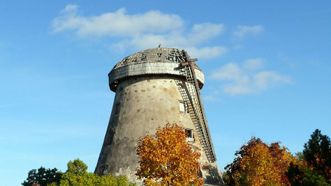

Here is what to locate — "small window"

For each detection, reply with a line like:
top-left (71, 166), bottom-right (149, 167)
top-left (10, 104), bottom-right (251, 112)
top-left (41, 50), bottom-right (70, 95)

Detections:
top-left (179, 100), bottom-right (188, 113)
top-left (102, 164), bottom-right (109, 175)
top-left (179, 101), bottom-right (185, 112)
top-left (114, 103), bottom-right (120, 115)
top-left (185, 129), bottom-right (194, 142)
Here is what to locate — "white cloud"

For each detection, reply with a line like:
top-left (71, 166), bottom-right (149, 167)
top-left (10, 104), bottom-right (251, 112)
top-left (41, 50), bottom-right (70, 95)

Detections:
top-left (211, 59), bottom-right (292, 95)
top-left (189, 23), bottom-right (225, 45)
top-left (254, 71), bottom-right (292, 89)
top-left (53, 6), bottom-right (183, 37)
top-left (187, 46), bottom-right (227, 59)
top-left (233, 25), bottom-right (264, 38)
top-left (52, 5), bottom-right (226, 59)
top-left (243, 58), bottom-right (264, 70)
top-left (61, 4), bottom-right (78, 15)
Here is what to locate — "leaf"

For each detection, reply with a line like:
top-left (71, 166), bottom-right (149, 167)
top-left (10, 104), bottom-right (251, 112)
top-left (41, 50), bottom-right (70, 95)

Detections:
top-left (136, 123), bottom-right (203, 186)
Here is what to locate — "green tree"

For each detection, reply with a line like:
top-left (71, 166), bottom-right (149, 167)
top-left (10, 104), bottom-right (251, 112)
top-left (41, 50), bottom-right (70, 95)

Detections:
top-left (22, 167), bottom-right (62, 186)
top-left (303, 129), bottom-right (331, 182)
top-left (287, 129), bottom-right (331, 185)
top-left (59, 159), bottom-right (134, 186)
top-left (287, 162), bottom-right (329, 186)
top-left (59, 159), bottom-right (95, 186)
top-left (23, 159), bottom-right (134, 186)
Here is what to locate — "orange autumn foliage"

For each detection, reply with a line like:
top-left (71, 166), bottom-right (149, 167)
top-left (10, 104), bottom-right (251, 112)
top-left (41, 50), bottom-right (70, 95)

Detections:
top-left (269, 143), bottom-right (298, 184)
top-left (225, 138), bottom-right (297, 186)
top-left (136, 124), bottom-right (203, 186)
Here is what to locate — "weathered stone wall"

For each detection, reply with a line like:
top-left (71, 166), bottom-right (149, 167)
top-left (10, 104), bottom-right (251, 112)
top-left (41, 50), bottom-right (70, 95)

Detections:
top-left (95, 47), bottom-right (223, 185)
top-left (95, 75), bottom-right (209, 182)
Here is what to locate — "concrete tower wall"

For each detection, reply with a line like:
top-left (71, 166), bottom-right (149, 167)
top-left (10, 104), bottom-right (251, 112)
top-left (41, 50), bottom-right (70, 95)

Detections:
top-left (95, 75), bottom-right (208, 181)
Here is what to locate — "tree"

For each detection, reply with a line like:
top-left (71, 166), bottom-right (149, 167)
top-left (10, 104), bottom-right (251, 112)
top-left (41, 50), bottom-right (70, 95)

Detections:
top-left (269, 142), bottom-right (297, 184)
top-left (59, 159), bottom-right (95, 186)
top-left (23, 159), bottom-right (134, 186)
top-left (287, 129), bottom-right (331, 185)
top-left (136, 123), bottom-right (203, 186)
top-left (22, 167), bottom-right (62, 186)
top-left (225, 138), bottom-right (296, 186)
top-left (303, 129), bottom-right (331, 182)
top-left (287, 162), bottom-right (329, 186)
top-left (59, 159), bottom-right (133, 186)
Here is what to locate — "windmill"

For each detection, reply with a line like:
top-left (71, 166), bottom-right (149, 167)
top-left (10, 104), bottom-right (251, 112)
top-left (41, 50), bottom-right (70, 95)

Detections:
top-left (95, 47), bottom-right (223, 185)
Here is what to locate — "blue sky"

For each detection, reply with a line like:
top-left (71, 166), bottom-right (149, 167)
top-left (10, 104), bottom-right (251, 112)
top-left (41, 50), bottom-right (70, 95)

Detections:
top-left (0, 0), bottom-right (330, 185)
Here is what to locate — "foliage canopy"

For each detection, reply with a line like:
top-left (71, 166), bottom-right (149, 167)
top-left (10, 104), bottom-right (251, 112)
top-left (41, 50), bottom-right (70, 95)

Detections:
top-left (136, 123), bottom-right (203, 186)
top-left (60, 159), bottom-right (134, 186)
top-left (225, 138), bottom-right (296, 186)
top-left (22, 159), bottom-right (134, 186)
top-left (287, 129), bottom-right (331, 185)
top-left (303, 129), bottom-right (331, 182)
top-left (22, 167), bottom-right (62, 186)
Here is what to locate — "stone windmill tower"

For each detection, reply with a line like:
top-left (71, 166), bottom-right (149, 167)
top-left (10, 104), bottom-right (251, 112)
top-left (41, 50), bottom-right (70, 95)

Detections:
top-left (95, 47), bottom-right (223, 185)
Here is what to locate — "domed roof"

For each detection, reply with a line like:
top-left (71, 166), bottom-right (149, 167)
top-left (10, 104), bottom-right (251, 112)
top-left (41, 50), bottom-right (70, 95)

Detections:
top-left (108, 47), bottom-right (205, 91)
top-left (112, 47), bottom-right (200, 70)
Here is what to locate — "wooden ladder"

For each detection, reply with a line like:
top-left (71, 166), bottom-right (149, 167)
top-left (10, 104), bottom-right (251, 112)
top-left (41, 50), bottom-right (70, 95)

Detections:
top-left (177, 61), bottom-right (216, 162)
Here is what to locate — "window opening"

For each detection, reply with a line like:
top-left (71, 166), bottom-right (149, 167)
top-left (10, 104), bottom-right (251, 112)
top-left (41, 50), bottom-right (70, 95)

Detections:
top-left (114, 103), bottom-right (120, 115)
top-left (179, 100), bottom-right (187, 113)
top-left (185, 129), bottom-right (194, 142)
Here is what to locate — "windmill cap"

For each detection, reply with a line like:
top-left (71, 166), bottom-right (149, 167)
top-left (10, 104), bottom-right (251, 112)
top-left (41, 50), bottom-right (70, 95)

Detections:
top-left (108, 47), bottom-right (205, 91)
